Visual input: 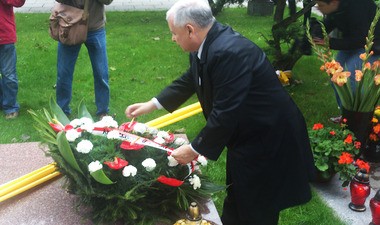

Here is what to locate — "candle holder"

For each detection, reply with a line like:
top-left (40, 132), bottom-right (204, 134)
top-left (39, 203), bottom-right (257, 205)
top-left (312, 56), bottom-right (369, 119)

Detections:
top-left (174, 202), bottom-right (211, 225)
top-left (349, 169), bottom-right (371, 212)
top-left (370, 190), bottom-right (380, 225)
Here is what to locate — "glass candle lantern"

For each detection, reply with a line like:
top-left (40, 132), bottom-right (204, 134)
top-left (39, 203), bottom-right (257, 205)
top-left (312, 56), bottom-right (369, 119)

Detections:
top-left (349, 169), bottom-right (371, 212)
top-left (370, 190), bottom-right (380, 225)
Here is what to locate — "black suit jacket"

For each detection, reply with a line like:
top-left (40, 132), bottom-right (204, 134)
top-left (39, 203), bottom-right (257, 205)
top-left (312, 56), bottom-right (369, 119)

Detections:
top-left (156, 22), bottom-right (315, 211)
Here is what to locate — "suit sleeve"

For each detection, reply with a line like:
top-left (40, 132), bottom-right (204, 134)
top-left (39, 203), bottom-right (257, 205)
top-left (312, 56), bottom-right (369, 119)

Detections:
top-left (191, 43), bottom-right (260, 160)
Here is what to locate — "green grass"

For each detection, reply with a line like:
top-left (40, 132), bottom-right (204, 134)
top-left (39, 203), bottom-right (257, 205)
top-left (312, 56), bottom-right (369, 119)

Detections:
top-left (1, 7), bottom-right (344, 224)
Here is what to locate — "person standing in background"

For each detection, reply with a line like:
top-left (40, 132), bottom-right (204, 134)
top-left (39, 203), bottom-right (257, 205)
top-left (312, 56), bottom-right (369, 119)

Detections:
top-left (55, 0), bottom-right (112, 119)
top-left (126, 0), bottom-right (315, 224)
top-left (314, 0), bottom-right (380, 123)
top-left (0, 0), bottom-right (25, 119)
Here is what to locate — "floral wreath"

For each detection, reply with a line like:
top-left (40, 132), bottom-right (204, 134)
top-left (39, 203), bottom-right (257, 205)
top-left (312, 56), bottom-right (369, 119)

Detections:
top-left (29, 98), bottom-right (224, 224)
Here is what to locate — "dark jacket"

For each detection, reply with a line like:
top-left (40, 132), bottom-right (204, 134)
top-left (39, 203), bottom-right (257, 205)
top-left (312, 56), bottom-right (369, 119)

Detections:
top-left (323, 0), bottom-right (380, 53)
top-left (156, 22), bottom-right (315, 212)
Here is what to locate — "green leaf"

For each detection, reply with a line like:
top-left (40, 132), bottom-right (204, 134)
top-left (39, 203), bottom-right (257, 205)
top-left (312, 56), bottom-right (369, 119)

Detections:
top-left (57, 131), bottom-right (84, 175)
top-left (90, 169), bottom-right (115, 185)
top-left (78, 99), bottom-right (93, 120)
top-left (50, 96), bottom-right (70, 125)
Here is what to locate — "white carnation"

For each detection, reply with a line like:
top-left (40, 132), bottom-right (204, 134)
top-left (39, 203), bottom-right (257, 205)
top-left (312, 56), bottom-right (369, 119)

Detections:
top-left (79, 117), bottom-right (93, 126)
top-left (100, 116), bottom-right (118, 128)
top-left (65, 129), bottom-right (81, 142)
top-left (174, 137), bottom-right (188, 146)
top-left (197, 155), bottom-right (208, 166)
top-left (188, 174), bottom-right (201, 190)
top-left (153, 136), bottom-right (166, 145)
top-left (81, 123), bottom-right (94, 132)
top-left (167, 155), bottom-right (179, 167)
top-left (107, 130), bottom-right (120, 139)
top-left (156, 131), bottom-right (170, 139)
top-left (122, 165), bottom-right (137, 177)
top-left (69, 119), bottom-right (82, 128)
top-left (142, 158), bottom-right (156, 172)
top-left (88, 160), bottom-right (102, 173)
top-left (133, 123), bottom-right (148, 134)
top-left (76, 140), bottom-right (93, 153)
top-left (147, 127), bottom-right (158, 135)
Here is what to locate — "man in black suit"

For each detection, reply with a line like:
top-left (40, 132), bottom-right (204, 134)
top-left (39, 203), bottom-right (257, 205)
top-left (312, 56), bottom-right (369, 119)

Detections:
top-left (125, 0), bottom-right (315, 224)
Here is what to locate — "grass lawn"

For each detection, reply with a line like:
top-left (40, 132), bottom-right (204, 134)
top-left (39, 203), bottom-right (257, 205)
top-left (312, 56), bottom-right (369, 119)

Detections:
top-left (0, 7), bottom-right (345, 224)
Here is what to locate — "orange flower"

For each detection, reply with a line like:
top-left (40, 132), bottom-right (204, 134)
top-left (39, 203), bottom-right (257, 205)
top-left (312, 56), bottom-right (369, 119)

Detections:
top-left (338, 152), bottom-right (354, 164)
top-left (372, 60), bottom-right (380, 70)
top-left (374, 124), bottom-right (380, 134)
top-left (355, 159), bottom-right (370, 173)
top-left (313, 123), bottom-right (324, 130)
top-left (355, 70), bottom-right (363, 82)
top-left (360, 53), bottom-right (367, 60)
top-left (323, 60), bottom-right (343, 75)
top-left (344, 134), bottom-right (353, 144)
top-left (364, 62), bottom-right (371, 70)
top-left (369, 133), bottom-right (379, 142)
top-left (374, 74), bottom-right (380, 85)
top-left (331, 71), bottom-right (350, 86)
top-left (372, 117), bottom-right (379, 123)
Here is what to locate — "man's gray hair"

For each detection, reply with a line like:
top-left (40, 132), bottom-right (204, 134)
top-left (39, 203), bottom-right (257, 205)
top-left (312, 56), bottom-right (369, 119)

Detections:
top-left (166, 0), bottom-right (215, 28)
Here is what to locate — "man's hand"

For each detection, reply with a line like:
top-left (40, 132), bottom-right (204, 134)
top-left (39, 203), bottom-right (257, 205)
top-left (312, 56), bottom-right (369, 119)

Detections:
top-left (171, 145), bottom-right (199, 165)
top-left (125, 100), bottom-right (157, 118)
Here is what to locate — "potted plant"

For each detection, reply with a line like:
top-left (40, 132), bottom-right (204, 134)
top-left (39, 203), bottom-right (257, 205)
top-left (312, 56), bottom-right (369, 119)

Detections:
top-left (309, 121), bottom-right (370, 187)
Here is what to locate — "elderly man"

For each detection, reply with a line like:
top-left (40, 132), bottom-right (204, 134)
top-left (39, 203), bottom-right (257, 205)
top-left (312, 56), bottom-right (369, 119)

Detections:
top-left (125, 0), bottom-right (315, 224)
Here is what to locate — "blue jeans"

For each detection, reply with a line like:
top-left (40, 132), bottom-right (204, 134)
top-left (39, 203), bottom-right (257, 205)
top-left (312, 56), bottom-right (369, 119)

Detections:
top-left (56, 28), bottom-right (110, 115)
top-left (0, 44), bottom-right (19, 114)
top-left (332, 49), bottom-right (379, 109)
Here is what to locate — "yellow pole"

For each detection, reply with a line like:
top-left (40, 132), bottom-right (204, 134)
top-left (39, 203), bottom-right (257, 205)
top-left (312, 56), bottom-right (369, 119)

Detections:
top-left (145, 102), bottom-right (201, 127)
top-left (0, 171), bottom-right (61, 202)
top-left (0, 163), bottom-right (57, 197)
top-left (153, 107), bottom-right (203, 129)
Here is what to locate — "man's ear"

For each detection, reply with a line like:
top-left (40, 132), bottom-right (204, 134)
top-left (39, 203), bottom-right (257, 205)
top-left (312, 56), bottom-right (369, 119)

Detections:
top-left (186, 24), bottom-right (195, 36)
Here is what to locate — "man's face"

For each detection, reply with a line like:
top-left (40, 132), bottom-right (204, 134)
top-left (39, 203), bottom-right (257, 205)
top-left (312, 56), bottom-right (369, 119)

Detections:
top-left (316, 0), bottom-right (340, 15)
top-left (167, 17), bottom-right (197, 52)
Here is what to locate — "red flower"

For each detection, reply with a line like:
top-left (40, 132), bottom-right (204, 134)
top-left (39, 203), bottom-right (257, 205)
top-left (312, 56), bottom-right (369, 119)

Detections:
top-left (157, 175), bottom-right (184, 187)
top-left (344, 134), bottom-right (353, 144)
top-left (355, 159), bottom-right (370, 173)
top-left (354, 141), bottom-right (361, 149)
top-left (120, 141), bottom-right (144, 150)
top-left (338, 152), bottom-right (354, 165)
top-left (313, 123), bottom-right (324, 130)
top-left (104, 157), bottom-right (129, 170)
top-left (49, 122), bottom-right (73, 132)
top-left (119, 122), bottom-right (137, 132)
top-left (165, 133), bottom-right (175, 143)
top-left (329, 130), bottom-right (336, 136)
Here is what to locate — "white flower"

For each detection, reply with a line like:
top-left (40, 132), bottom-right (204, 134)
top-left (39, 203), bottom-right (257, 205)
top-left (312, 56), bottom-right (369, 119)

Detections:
top-left (153, 136), bottom-right (166, 145)
top-left (69, 119), bottom-right (82, 128)
top-left (142, 158), bottom-right (156, 172)
top-left (76, 140), bottom-right (93, 153)
top-left (157, 131), bottom-right (170, 139)
top-left (81, 123), bottom-right (94, 132)
top-left (167, 155), bottom-right (179, 167)
top-left (147, 127), bottom-right (158, 135)
top-left (133, 123), bottom-right (148, 134)
top-left (107, 130), bottom-right (120, 139)
top-left (65, 129), bottom-right (81, 142)
top-left (188, 174), bottom-right (201, 190)
top-left (100, 116), bottom-right (118, 128)
top-left (79, 117), bottom-right (93, 126)
top-left (88, 160), bottom-right (102, 173)
top-left (197, 155), bottom-right (208, 166)
top-left (174, 137), bottom-right (188, 146)
top-left (122, 165), bottom-right (137, 177)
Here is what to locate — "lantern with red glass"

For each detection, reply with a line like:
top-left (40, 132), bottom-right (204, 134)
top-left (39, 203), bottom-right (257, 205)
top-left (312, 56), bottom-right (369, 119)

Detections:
top-left (349, 169), bottom-right (371, 212)
top-left (370, 190), bottom-right (380, 225)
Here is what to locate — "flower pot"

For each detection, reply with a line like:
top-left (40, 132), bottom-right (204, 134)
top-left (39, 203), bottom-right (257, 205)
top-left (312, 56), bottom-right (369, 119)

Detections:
top-left (314, 168), bottom-right (336, 183)
top-left (364, 142), bottom-right (380, 163)
top-left (341, 108), bottom-right (373, 158)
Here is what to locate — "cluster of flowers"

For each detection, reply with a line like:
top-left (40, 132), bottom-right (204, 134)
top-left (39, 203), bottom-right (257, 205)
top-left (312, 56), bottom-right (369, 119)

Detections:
top-left (309, 122), bottom-right (370, 186)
